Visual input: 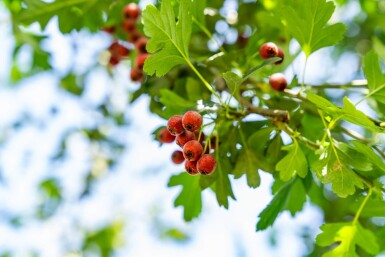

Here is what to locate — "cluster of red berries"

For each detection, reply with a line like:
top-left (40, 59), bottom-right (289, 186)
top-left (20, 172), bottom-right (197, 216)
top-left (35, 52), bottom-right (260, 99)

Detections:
top-left (103, 3), bottom-right (150, 82)
top-left (259, 42), bottom-right (288, 92)
top-left (157, 111), bottom-right (217, 176)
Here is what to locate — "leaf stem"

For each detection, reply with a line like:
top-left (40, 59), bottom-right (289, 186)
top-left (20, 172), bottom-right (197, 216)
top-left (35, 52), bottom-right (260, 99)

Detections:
top-left (279, 123), bottom-right (320, 150)
top-left (355, 83), bottom-right (385, 106)
top-left (192, 16), bottom-right (226, 53)
top-left (312, 79), bottom-right (368, 89)
top-left (352, 187), bottom-right (372, 225)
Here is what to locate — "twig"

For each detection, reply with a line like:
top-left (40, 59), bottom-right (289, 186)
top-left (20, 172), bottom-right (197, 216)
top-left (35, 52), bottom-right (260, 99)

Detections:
top-left (239, 97), bottom-right (290, 122)
top-left (280, 123), bottom-right (320, 150)
top-left (340, 126), bottom-right (385, 160)
top-left (312, 79), bottom-right (368, 89)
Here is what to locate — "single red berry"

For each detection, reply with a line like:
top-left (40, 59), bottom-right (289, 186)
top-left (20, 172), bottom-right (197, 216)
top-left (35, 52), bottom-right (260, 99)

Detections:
top-left (123, 3), bottom-right (140, 20)
top-left (157, 127), bottom-right (175, 143)
top-left (109, 42), bottom-right (130, 59)
top-left (259, 42), bottom-right (278, 59)
top-left (197, 154), bottom-right (216, 175)
top-left (171, 150), bottom-right (184, 164)
top-left (102, 26), bottom-right (115, 34)
top-left (183, 140), bottom-right (203, 161)
top-left (269, 73), bottom-right (287, 92)
top-left (128, 29), bottom-right (142, 43)
top-left (176, 131), bottom-right (195, 147)
top-left (167, 115), bottom-right (184, 136)
top-left (185, 160), bottom-right (199, 175)
top-left (135, 53), bottom-right (150, 70)
top-left (122, 19), bottom-right (136, 33)
top-left (130, 67), bottom-right (143, 82)
top-left (274, 47), bottom-right (284, 65)
top-left (109, 56), bottom-right (120, 66)
top-left (135, 37), bottom-right (148, 53)
top-left (182, 111), bottom-right (203, 132)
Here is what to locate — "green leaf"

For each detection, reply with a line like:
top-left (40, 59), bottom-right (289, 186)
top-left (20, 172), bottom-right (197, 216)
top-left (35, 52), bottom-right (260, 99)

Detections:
top-left (242, 57), bottom-right (281, 80)
top-left (214, 156), bottom-right (236, 208)
top-left (159, 89), bottom-right (195, 118)
top-left (143, 0), bottom-right (192, 76)
top-left (233, 148), bottom-right (261, 188)
top-left (349, 198), bottom-right (385, 217)
top-left (307, 92), bottom-right (338, 112)
top-left (311, 146), bottom-right (364, 197)
top-left (316, 222), bottom-right (379, 257)
top-left (276, 141), bottom-right (308, 181)
top-left (17, 0), bottom-right (107, 32)
top-left (168, 172), bottom-right (202, 221)
top-left (185, 78), bottom-right (202, 101)
top-left (341, 97), bottom-right (383, 132)
top-left (280, 0), bottom-right (346, 56)
top-left (256, 178), bottom-right (306, 230)
top-left (351, 140), bottom-right (385, 173)
top-left (334, 141), bottom-right (372, 172)
top-left (223, 71), bottom-right (242, 98)
top-left (307, 93), bottom-right (383, 132)
top-left (363, 51), bottom-right (385, 105)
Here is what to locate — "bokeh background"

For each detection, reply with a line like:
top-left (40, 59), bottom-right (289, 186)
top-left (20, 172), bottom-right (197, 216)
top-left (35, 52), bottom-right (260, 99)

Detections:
top-left (0, 0), bottom-right (385, 256)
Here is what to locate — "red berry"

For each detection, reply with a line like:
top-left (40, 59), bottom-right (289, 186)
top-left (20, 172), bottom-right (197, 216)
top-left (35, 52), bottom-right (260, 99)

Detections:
top-left (176, 131), bottom-right (195, 147)
top-left (102, 26), bottom-right (115, 34)
top-left (259, 42), bottom-right (278, 59)
top-left (157, 127), bottom-right (175, 143)
top-left (274, 47), bottom-right (284, 65)
top-left (269, 73), bottom-right (287, 92)
top-left (135, 37), bottom-right (148, 53)
top-left (109, 56), bottom-right (120, 66)
top-left (185, 161), bottom-right (199, 175)
top-left (135, 53), bottom-right (150, 70)
top-left (130, 67), bottom-right (143, 82)
top-left (167, 115), bottom-right (184, 136)
top-left (109, 42), bottom-right (130, 59)
top-left (182, 111), bottom-right (203, 132)
top-left (183, 140), bottom-right (203, 161)
top-left (122, 19), bottom-right (136, 33)
top-left (123, 3), bottom-right (140, 20)
top-left (171, 150), bottom-right (184, 164)
top-left (197, 154), bottom-right (216, 175)
top-left (128, 29), bottom-right (142, 43)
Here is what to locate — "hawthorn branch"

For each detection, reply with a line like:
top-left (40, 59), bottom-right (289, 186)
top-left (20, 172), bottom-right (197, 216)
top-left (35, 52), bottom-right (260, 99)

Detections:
top-left (340, 126), bottom-right (385, 160)
top-left (279, 123), bottom-right (320, 150)
top-left (311, 79), bottom-right (368, 89)
top-left (239, 97), bottom-right (290, 122)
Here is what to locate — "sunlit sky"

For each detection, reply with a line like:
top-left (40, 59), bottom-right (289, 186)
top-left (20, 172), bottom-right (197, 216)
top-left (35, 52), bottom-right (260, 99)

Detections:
top-left (0, 1), bottom-right (374, 256)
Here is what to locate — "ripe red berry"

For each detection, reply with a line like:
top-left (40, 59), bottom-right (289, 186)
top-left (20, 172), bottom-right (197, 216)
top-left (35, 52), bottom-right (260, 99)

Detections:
top-left (274, 47), bottom-right (284, 65)
top-left (167, 115), bottom-right (184, 136)
top-left (269, 73), bottom-right (287, 92)
top-left (109, 42), bottom-right (130, 59)
top-left (130, 67), bottom-right (143, 82)
top-left (259, 42), bottom-right (278, 59)
top-left (171, 150), bottom-right (184, 164)
top-left (102, 26), bottom-right (115, 34)
top-left (157, 127), bottom-right (175, 143)
top-left (122, 19), bottom-right (136, 33)
top-left (185, 161), bottom-right (199, 175)
top-left (176, 131), bottom-right (195, 147)
top-left (128, 29), bottom-right (142, 43)
top-left (135, 37), bottom-right (148, 53)
top-left (109, 56), bottom-right (120, 66)
top-left (135, 53), bottom-right (150, 70)
top-left (182, 111), bottom-right (203, 132)
top-left (123, 3), bottom-right (140, 20)
top-left (183, 140), bottom-right (203, 161)
top-left (197, 154), bottom-right (216, 175)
